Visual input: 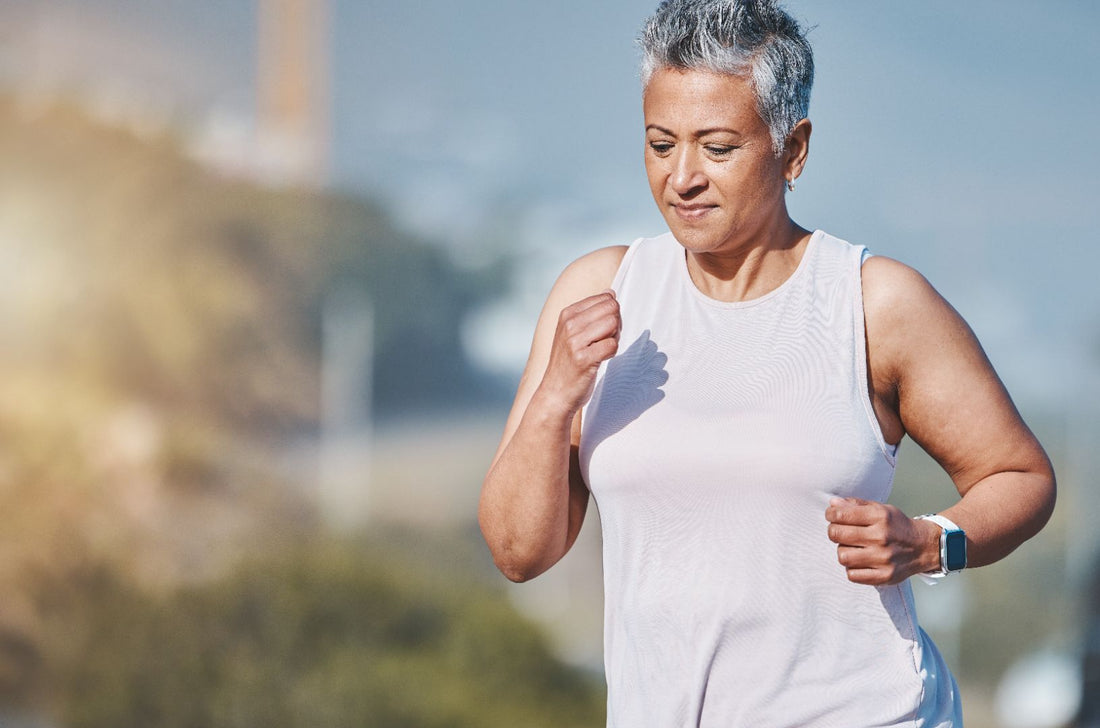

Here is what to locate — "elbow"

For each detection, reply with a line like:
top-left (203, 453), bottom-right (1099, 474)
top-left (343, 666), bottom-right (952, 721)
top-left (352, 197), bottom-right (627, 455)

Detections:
top-left (497, 559), bottom-right (540, 584)
top-left (1036, 458), bottom-right (1057, 531)
top-left (486, 541), bottom-right (548, 583)
top-left (478, 507), bottom-right (548, 584)
top-left (1015, 455), bottom-right (1058, 541)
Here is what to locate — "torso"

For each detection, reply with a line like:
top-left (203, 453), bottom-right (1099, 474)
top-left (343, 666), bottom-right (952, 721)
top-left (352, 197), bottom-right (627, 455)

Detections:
top-left (575, 238), bottom-right (905, 450)
top-left (577, 230), bottom-right (958, 726)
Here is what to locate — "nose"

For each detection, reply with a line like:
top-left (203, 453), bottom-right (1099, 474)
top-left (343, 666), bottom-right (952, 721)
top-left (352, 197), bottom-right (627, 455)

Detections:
top-left (670, 147), bottom-right (708, 197)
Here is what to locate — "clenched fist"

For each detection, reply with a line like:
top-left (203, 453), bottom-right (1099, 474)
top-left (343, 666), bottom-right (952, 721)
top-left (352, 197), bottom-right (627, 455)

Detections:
top-left (825, 497), bottom-right (941, 585)
top-left (538, 290), bottom-right (622, 415)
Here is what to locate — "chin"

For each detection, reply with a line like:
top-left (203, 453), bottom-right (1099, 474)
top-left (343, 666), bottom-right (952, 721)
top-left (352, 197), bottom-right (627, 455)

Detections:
top-left (667, 226), bottom-right (726, 254)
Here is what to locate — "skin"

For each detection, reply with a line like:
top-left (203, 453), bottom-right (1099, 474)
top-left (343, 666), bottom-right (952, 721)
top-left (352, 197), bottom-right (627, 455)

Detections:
top-left (479, 67), bottom-right (1055, 587)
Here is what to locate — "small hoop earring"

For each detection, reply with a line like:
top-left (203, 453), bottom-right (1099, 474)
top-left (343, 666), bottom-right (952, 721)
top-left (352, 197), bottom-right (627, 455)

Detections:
top-left (786, 179), bottom-right (795, 192)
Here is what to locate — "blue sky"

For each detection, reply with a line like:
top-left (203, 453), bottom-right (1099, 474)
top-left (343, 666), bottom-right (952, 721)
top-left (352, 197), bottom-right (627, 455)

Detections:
top-left (4, 0), bottom-right (1099, 409)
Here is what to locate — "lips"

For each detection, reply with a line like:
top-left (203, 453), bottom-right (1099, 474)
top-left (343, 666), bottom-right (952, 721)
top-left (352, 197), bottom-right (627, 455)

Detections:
top-left (671, 203), bottom-right (717, 222)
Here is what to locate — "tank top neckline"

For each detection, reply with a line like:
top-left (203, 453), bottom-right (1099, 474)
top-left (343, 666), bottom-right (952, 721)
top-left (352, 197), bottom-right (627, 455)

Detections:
top-left (677, 228), bottom-right (823, 309)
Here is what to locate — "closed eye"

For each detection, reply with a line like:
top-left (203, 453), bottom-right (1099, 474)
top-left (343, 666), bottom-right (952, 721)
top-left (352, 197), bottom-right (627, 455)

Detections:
top-left (648, 141), bottom-right (674, 155)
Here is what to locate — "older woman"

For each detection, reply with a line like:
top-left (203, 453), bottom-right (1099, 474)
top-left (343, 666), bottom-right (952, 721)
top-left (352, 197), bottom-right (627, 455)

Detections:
top-left (479, 0), bottom-right (1055, 725)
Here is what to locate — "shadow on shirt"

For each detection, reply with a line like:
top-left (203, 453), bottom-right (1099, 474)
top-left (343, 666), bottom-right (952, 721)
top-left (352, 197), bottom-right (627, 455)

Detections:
top-left (583, 329), bottom-right (669, 452)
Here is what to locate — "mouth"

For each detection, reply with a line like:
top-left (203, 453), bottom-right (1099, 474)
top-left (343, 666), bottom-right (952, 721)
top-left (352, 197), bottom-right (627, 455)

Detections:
top-left (671, 203), bottom-right (717, 222)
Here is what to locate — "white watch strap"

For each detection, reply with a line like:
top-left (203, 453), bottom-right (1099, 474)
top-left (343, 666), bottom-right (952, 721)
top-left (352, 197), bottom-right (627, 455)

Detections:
top-left (919, 513), bottom-right (962, 534)
top-left (914, 513), bottom-right (963, 585)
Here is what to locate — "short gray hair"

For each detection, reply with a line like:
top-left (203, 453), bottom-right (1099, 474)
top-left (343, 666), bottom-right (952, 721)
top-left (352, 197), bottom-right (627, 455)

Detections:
top-left (639, 0), bottom-right (814, 155)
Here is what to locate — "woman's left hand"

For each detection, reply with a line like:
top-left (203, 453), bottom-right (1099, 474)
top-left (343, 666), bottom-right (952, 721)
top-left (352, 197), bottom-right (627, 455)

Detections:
top-left (825, 497), bottom-right (941, 586)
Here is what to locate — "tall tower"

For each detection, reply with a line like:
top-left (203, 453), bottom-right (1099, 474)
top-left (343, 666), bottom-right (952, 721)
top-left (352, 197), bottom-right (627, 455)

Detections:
top-left (257, 0), bottom-right (330, 186)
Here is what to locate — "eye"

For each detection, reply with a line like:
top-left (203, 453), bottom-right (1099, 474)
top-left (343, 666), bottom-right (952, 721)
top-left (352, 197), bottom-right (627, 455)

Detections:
top-left (648, 141), bottom-right (674, 156)
top-left (704, 144), bottom-right (737, 157)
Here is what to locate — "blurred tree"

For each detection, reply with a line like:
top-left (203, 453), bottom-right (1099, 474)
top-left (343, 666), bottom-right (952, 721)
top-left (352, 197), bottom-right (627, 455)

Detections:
top-left (0, 95), bottom-right (509, 432)
top-left (0, 92), bottom-right (513, 713)
top-left (37, 535), bottom-right (604, 728)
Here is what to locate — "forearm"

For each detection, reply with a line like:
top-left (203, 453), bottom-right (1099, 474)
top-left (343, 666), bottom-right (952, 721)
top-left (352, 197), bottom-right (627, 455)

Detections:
top-left (938, 465), bottom-right (1056, 569)
top-left (827, 461), bottom-right (1055, 585)
top-left (479, 389), bottom-right (579, 582)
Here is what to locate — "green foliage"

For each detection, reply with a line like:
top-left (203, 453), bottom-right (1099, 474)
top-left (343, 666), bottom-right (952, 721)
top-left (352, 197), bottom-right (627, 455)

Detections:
top-left (0, 95), bottom-right (518, 711)
top-left (41, 536), bottom-right (604, 728)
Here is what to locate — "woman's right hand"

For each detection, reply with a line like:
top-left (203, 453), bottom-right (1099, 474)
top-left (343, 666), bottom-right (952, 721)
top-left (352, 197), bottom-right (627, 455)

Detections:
top-left (538, 290), bottom-right (622, 415)
top-left (480, 247), bottom-right (626, 582)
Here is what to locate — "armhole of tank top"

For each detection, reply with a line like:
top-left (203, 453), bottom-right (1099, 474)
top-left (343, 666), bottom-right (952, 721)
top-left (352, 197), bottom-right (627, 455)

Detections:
top-left (610, 237), bottom-right (643, 293)
top-left (579, 238), bottom-right (643, 439)
top-left (855, 247), bottom-right (899, 464)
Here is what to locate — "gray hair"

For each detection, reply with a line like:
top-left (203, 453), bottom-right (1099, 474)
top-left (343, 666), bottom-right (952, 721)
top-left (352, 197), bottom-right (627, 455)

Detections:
top-left (639, 0), bottom-right (814, 155)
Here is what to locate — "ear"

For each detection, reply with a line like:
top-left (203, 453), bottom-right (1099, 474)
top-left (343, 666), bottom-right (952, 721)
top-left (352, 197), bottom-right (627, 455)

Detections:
top-left (784, 118), bottom-right (812, 182)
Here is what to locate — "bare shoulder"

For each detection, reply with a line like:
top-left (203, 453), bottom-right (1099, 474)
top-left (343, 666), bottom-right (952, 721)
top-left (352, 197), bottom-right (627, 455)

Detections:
top-left (490, 244), bottom-right (629, 466)
top-left (860, 253), bottom-right (985, 410)
top-left (861, 255), bottom-right (971, 361)
top-left (861, 254), bottom-right (945, 327)
top-left (549, 245), bottom-right (629, 303)
top-left (524, 243), bottom-right (629, 383)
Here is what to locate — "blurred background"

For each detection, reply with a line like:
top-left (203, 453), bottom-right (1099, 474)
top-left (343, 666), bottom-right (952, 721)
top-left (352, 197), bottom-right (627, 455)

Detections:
top-left (0, 0), bottom-right (1096, 726)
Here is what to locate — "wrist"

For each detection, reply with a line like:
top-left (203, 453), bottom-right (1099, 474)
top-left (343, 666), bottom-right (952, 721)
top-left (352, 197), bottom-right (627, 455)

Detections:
top-left (914, 517), bottom-right (944, 574)
top-left (914, 513), bottom-right (968, 577)
top-left (528, 386), bottom-right (581, 428)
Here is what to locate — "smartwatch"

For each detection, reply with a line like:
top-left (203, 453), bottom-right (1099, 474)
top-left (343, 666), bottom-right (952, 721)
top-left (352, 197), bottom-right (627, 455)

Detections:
top-left (914, 513), bottom-right (967, 581)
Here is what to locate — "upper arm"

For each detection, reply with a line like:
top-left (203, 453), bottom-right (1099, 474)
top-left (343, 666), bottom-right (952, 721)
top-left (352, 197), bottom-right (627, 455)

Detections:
top-left (862, 256), bottom-right (1052, 495)
top-left (489, 245), bottom-right (628, 470)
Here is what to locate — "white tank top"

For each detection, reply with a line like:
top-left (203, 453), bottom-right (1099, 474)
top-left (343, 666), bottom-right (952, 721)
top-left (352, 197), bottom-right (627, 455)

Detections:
top-left (580, 230), bottom-right (961, 727)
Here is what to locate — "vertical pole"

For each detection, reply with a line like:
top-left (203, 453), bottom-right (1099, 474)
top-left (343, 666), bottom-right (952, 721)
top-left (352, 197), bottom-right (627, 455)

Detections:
top-left (256, 0), bottom-right (329, 185)
top-left (319, 289), bottom-right (373, 530)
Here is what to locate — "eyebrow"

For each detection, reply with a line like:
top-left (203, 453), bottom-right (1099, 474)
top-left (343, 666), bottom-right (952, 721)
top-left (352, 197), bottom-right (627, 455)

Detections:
top-left (645, 124), bottom-right (743, 138)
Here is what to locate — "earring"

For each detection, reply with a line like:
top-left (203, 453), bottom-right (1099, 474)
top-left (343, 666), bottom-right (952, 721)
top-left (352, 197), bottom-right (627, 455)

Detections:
top-left (786, 178), bottom-right (795, 192)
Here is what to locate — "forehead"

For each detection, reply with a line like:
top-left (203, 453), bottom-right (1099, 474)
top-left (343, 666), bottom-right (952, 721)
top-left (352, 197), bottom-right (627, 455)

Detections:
top-left (642, 68), bottom-right (766, 135)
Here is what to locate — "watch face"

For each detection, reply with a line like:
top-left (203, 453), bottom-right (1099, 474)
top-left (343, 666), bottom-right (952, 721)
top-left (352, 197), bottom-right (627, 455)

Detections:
top-left (944, 530), bottom-right (967, 571)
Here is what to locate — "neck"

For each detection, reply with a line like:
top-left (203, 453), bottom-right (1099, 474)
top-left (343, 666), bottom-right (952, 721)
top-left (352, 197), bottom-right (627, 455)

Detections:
top-left (686, 216), bottom-right (811, 303)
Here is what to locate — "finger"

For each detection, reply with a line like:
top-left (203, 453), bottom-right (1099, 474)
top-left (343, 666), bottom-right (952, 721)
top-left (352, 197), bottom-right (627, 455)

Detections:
top-left (588, 336), bottom-right (619, 364)
top-left (836, 544), bottom-right (885, 570)
top-left (563, 290), bottom-right (617, 318)
top-left (844, 567), bottom-right (887, 586)
top-left (562, 297), bottom-right (620, 337)
top-left (831, 497), bottom-right (873, 507)
top-left (825, 523), bottom-right (867, 545)
top-left (563, 322), bottom-right (621, 371)
top-left (567, 313), bottom-right (621, 353)
top-left (825, 500), bottom-right (883, 527)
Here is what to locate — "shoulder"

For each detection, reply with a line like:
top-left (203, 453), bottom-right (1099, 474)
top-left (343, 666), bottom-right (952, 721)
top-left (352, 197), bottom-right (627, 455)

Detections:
top-left (861, 254), bottom-right (975, 376)
top-left (860, 255), bottom-right (943, 325)
top-left (548, 244), bottom-right (629, 303)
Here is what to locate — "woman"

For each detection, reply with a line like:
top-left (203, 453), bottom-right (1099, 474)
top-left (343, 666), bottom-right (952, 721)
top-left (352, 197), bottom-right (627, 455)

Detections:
top-left (479, 0), bottom-right (1055, 725)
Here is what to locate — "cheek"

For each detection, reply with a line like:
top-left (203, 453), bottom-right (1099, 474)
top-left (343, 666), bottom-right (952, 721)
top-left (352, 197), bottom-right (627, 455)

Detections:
top-left (724, 161), bottom-right (781, 201)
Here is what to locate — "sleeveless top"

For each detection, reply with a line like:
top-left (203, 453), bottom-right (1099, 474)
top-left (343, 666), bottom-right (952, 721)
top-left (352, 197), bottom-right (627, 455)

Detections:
top-left (579, 231), bottom-right (961, 727)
